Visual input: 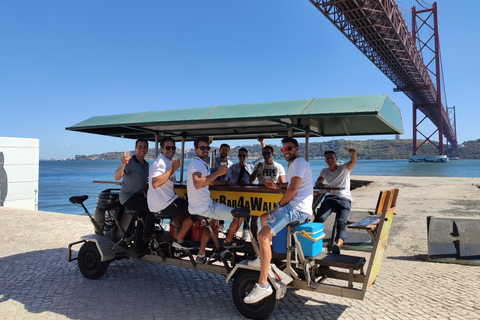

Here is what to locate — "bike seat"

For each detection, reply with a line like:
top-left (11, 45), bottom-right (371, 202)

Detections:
top-left (231, 207), bottom-right (250, 218)
top-left (69, 195), bottom-right (88, 204)
top-left (154, 211), bottom-right (173, 219)
top-left (124, 208), bottom-right (144, 217)
top-left (287, 221), bottom-right (300, 228)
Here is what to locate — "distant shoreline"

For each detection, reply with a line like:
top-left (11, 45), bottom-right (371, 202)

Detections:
top-left (41, 138), bottom-right (480, 161)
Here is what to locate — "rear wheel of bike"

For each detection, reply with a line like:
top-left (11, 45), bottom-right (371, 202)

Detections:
top-left (232, 270), bottom-right (278, 320)
top-left (78, 242), bottom-right (109, 279)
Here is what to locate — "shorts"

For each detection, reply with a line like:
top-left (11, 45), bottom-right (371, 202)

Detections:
top-left (158, 197), bottom-right (190, 218)
top-left (266, 204), bottom-right (309, 236)
top-left (193, 202), bottom-right (233, 221)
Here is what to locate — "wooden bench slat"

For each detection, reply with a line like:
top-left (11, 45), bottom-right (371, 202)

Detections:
top-left (348, 215), bottom-right (380, 230)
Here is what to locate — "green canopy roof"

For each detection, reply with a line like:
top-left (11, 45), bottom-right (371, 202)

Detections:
top-left (66, 94), bottom-right (403, 141)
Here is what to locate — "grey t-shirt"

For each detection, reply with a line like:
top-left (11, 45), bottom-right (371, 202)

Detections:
top-left (119, 155), bottom-right (149, 204)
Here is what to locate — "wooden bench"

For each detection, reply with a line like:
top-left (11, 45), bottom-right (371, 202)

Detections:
top-left (348, 188), bottom-right (399, 241)
top-left (309, 188), bottom-right (399, 297)
top-left (314, 252), bottom-right (366, 288)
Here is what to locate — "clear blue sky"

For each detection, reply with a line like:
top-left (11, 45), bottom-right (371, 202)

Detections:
top-left (1, 0), bottom-right (479, 159)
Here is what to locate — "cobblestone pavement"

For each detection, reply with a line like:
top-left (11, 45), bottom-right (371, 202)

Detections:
top-left (1, 176), bottom-right (480, 319)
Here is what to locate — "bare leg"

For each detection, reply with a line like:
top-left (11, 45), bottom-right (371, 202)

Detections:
top-left (257, 224), bottom-right (273, 286)
top-left (336, 238), bottom-right (344, 248)
top-left (172, 217), bottom-right (185, 238)
top-left (176, 216), bottom-right (194, 243)
top-left (225, 217), bottom-right (244, 242)
top-left (198, 219), bottom-right (217, 256)
top-left (251, 216), bottom-right (259, 239)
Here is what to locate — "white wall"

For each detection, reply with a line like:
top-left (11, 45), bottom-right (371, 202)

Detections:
top-left (0, 137), bottom-right (39, 210)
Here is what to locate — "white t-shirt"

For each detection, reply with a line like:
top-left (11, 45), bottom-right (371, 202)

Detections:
top-left (253, 161), bottom-right (286, 184)
top-left (187, 157), bottom-right (213, 214)
top-left (287, 157), bottom-right (313, 217)
top-left (147, 153), bottom-right (178, 212)
top-left (319, 163), bottom-right (352, 202)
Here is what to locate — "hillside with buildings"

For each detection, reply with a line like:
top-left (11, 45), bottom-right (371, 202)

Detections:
top-left (71, 138), bottom-right (480, 160)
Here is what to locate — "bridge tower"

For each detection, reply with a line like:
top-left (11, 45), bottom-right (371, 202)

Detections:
top-left (411, 2), bottom-right (456, 157)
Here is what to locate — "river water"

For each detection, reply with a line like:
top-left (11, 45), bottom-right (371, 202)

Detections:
top-left (39, 158), bottom-right (480, 215)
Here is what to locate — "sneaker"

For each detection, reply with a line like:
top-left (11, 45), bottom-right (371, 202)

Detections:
top-left (332, 244), bottom-right (341, 254)
top-left (223, 238), bottom-right (246, 248)
top-left (172, 240), bottom-right (194, 250)
top-left (247, 257), bottom-right (261, 268)
top-left (195, 254), bottom-right (207, 264)
top-left (244, 283), bottom-right (273, 304)
top-left (219, 224), bottom-right (225, 233)
top-left (242, 228), bottom-right (250, 240)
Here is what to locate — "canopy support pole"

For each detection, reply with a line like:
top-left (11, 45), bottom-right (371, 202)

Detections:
top-left (154, 133), bottom-right (159, 158)
top-left (180, 137), bottom-right (186, 182)
top-left (305, 131), bottom-right (310, 162)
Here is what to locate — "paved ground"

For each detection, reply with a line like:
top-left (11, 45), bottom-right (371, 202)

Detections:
top-left (1, 175), bottom-right (480, 319)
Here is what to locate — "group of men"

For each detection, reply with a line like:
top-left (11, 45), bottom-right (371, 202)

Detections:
top-left (114, 136), bottom-right (357, 304)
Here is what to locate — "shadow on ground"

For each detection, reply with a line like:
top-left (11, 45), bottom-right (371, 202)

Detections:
top-left (0, 248), bottom-right (349, 319)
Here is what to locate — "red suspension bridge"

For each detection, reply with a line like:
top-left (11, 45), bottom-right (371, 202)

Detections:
top-left (308, 0), bottom-right (458, 158)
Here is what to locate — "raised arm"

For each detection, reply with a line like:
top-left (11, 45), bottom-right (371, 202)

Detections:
top-left (346, 148), bottom-right (357, 171)
top-left (192, 165), bottom-right (227, 189)
top-left (114, 156), bottom-right (129, 180)
top-left (151, 158), bottom-right (180, 189)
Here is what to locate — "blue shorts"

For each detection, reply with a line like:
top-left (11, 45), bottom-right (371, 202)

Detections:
top-left (265, 204), bottom-right (309, 236)
top-left (194, 202), bottom-right (233, 221)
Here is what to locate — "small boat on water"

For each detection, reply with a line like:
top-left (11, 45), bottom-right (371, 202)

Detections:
top-left (409, 155), bottom-right (449, 163)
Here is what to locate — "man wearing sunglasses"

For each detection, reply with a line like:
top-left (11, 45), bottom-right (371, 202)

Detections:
top-left (246, 145), bottom-right (286, 238)
top-left (147, 137), bottom-right (194, 250)
top-left (226, 148), bottom-right (252, 185)
top-left (249, 145), bottom-right (286, 185)
top-left (187, 137), bottom-right (250, 264)
top-left (226, 138), bottom-right (265, 186)
top-left (244, 137), bottom-right (313, 304)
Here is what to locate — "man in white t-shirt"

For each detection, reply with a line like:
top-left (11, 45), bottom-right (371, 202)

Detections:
top-left (244, 137), bottom-right (313, 304)
top-left (247, 144), bottom-right (286, 238)
top-left (147, 137), bottom-right (194, 250)
top-left (313, 148), bottom-right (357, 254)
top-left (187, 137), bottom-right (250, 264)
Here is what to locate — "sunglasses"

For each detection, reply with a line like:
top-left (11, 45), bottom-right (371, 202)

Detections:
top-left (238, 154), bottom-right (247, 158)
top-left (198, 146), bottom-right (211, 151)
top-left (262, 152), bottom-right (272, 156)
top-left (163, 146), bottom-right (176, 151)
top-left (281, 146), bottom-right (295, 153)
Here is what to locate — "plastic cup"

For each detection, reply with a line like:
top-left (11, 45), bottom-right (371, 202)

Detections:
top-left (124, 151), bottom-right (131, 161)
